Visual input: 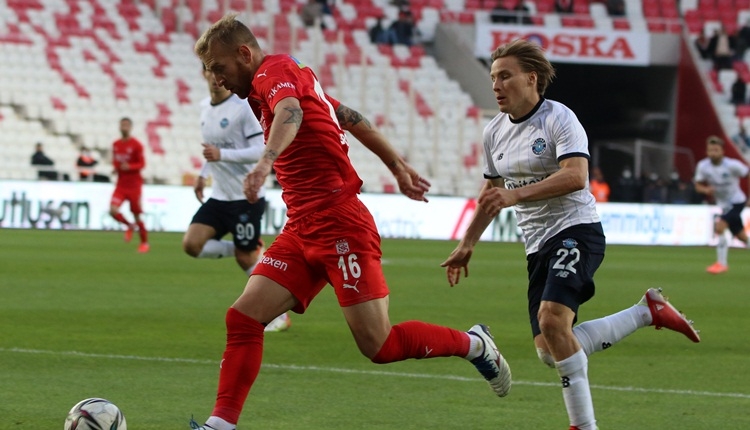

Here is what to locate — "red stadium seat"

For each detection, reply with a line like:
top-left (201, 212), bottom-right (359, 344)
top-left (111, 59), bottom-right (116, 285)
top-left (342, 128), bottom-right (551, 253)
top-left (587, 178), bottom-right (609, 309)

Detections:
top-left (647, 20), bottom-right (667, 32)
top-left (667, 21), bottom-right (682, 33)
top-left (736, 104), bottom-right (750, 118)
top-left (612, 18), bottom-right (631, 30)
top-left (561, 16), bottom-right (578, 26)
top-left (684, 13), bottom-right (703, 34)
top-left (642, 4), bottom-right (661, 17)
top-left (661, 7), bottom-right (679, 19)
top-left (701, 9), bottom-right (720, 21)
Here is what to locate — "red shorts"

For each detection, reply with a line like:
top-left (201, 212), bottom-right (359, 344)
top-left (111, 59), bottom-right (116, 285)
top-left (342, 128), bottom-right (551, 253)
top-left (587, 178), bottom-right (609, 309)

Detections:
top-left (111, 187), bottom-right (143, 215)
top-left (253, 197), bottom-right (389, 313)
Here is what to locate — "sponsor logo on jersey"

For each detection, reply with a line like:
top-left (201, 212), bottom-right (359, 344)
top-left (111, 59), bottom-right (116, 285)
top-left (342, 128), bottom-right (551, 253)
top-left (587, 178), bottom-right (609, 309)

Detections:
top-left (336, 239), bottom-right (350, 255)
top-left (267, 82), bottom-right (296, 101)
top-left (220, 118), bottom-right (229, 128)
top-left (505, 174), bottom-right (551, 189)
top-left (531, 138), bottom-right (547, 156)
top-left (260, 255), bottom-right (288, 271)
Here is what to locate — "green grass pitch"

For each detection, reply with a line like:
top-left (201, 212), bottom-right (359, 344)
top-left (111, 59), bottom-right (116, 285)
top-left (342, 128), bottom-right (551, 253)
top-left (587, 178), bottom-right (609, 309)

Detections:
top-left (1, 229), bottom-right (749, 429)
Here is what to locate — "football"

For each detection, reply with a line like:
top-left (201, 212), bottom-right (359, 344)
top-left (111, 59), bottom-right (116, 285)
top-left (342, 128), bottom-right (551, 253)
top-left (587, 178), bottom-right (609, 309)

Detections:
top-left (64, 398), bottom-right (127, 430)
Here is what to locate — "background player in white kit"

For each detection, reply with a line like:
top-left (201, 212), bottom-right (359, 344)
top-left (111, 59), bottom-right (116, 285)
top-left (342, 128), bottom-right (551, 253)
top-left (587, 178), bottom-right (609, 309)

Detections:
top-left (441, 39), bottom-right (700, 430)
top-left (182, 65), bottom-right (290, 332)
top-left (694, 135), bottom-right (750, 274)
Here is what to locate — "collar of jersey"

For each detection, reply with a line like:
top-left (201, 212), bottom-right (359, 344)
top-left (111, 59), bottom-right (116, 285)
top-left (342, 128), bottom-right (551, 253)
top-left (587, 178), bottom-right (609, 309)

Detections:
top-left (509, 97), bottom-right (544, 124)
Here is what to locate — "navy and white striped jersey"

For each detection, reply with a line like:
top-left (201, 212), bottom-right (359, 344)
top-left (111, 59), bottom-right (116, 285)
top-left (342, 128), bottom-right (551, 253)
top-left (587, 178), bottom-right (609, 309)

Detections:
top-left (483, 98), bottom-right (600, 254)
top-left (694, 156), bottom-right (748, 210)
top-left (199, 94), bottom-right (265, 201)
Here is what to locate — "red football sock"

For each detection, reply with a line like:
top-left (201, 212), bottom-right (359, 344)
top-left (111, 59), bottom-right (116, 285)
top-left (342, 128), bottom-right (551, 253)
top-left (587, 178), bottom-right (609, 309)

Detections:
top-left (112, 213), bottom-right (130, 227)
top-left (211, 308), bottom-right (265, 424)
top-left (136, 220), bottom-right (148, 243)
top-left (371, 321), bottom-right (470, 364)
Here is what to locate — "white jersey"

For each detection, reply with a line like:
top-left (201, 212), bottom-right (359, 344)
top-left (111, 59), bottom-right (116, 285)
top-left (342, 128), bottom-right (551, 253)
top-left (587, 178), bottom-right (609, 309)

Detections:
top-left (693, 156), bottom-right (748, 210)
top-left (483, 98), bottom-right (600, 254)
top-left (199, 94), bottom-right (265, 201)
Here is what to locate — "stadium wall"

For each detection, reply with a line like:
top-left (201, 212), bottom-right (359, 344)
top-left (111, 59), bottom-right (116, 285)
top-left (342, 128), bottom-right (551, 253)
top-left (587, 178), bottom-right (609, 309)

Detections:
top-left (1, 180), bottom-right (746, 247)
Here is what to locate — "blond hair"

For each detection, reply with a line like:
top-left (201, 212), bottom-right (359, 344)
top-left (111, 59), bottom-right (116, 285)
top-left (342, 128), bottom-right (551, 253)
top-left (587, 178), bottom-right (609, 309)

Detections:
top-left (195, 14), bottom-right (260, 62)
top-left (491, 39), bottom-right (556, 95)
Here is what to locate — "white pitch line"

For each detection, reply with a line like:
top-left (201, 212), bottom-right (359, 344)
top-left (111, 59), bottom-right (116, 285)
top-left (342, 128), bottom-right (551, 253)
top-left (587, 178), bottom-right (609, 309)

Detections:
top-left (2, 347), bottom-right (749, 400)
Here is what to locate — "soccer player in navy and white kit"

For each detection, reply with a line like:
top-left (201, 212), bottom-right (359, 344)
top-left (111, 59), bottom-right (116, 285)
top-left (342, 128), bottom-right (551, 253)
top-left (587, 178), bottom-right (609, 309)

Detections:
top-left (442, 39), bottom-right (701, 430)
top-left (694, 135), bottom-right (750, 274)
top-left (182, 65), bottom-right (290, 332)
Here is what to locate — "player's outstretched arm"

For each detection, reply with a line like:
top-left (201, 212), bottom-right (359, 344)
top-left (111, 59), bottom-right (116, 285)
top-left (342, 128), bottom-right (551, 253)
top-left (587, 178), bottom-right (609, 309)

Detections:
top-left (441, 179), bottom-right (499, 286)
top-left (335, 103), bottom-right (430, 202)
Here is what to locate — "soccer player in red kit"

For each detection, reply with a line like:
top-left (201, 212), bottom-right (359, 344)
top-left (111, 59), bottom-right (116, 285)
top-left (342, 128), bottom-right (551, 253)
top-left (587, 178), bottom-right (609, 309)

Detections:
top-left (189, 15), bottom-right (511, 430)
top-left (110, 117), bottom-right (149, 253)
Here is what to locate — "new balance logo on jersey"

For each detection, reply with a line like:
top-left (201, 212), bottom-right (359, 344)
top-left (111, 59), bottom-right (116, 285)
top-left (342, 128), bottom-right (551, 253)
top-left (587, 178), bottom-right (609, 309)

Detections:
top-left (343, 280), bottom-right (360, 293)
top-left (260, 256), bottom-right (288, 271)
top-left (555, 270), bottom-right (570, 278)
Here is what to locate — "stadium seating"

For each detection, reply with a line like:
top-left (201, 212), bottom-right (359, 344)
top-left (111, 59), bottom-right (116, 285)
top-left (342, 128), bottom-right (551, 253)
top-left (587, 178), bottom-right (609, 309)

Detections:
top-left (681, 0), bottom-right (750, 160)
top-left (0, 0), bottom-right (489, 196)
top-left (7, 0), bottom-right (747, 193)
top-left (427, 0), bottom-right (681, 33)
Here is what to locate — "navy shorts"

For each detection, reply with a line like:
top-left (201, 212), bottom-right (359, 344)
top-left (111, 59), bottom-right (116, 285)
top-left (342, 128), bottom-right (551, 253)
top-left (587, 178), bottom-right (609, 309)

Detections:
top-left (719, 203), bottom-right (747, 236)
top-left (190, 198), bottom-right (265, 251)
top-left (526, 222), bottom-right (606, 337)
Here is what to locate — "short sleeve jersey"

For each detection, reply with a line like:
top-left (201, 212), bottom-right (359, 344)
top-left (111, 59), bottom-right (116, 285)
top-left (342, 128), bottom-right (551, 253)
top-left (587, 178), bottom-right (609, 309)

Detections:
top-left (483, 98), bottom-right (600, 254)
top-left (200, 94), bottom-right (265, 201)
top-left (248, 54), bottom-right (362, 219)
top-left (694, 156), bottom-right (749, 210)
top-left (112, 137), bottom-right (145, 189)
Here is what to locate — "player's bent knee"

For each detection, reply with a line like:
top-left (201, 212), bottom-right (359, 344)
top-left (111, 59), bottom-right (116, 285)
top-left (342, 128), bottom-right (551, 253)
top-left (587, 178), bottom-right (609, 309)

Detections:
top-left (182, 238), bottom-right (202, 257)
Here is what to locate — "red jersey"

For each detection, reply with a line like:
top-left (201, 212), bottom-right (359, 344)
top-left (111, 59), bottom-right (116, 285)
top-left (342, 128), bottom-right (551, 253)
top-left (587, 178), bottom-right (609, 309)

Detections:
top-left (249, 54), bottom-right (363, 219)
top-left (112, 137), bottom-right (145, 189)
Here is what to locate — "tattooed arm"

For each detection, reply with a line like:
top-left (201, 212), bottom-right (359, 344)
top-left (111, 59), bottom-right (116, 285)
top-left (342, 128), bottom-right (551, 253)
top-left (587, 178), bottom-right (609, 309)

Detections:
top-left (244, 96), bottom-right (303, 202)
top-left (336, 103), bottom-right (431, 202)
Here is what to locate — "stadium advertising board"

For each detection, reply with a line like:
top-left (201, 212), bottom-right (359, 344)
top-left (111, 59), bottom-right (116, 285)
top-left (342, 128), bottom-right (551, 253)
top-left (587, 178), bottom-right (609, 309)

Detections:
top-left (1, 180), bottom-right (746, 246)
top-left (474, 24), bottom-right (651, 66)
